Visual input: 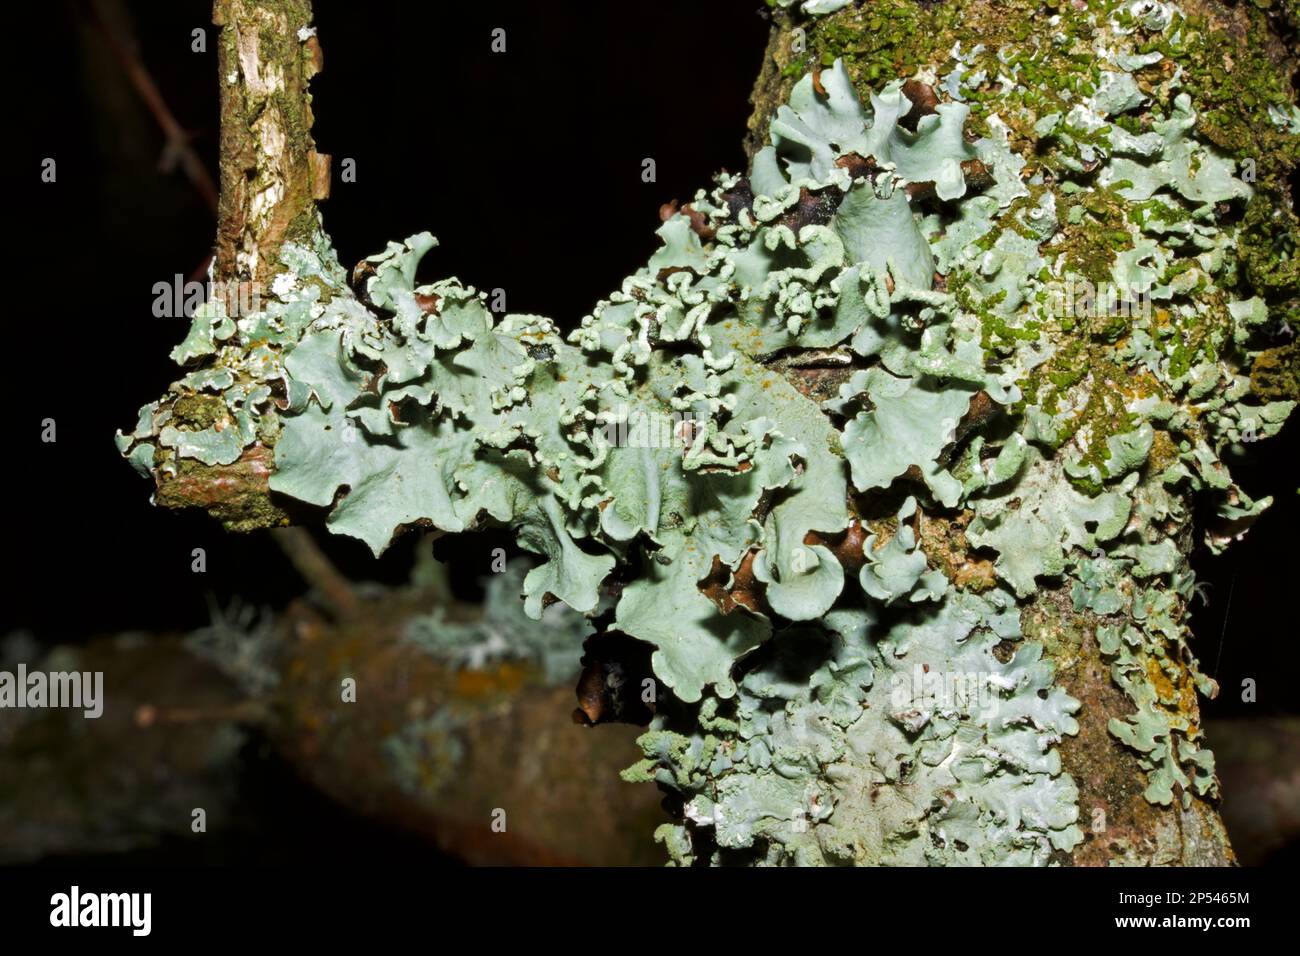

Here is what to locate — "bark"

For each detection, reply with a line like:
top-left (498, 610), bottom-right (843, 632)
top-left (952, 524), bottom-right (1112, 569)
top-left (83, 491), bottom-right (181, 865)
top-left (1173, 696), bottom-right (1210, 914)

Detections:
top-left (0, 579), bottom-right (664, 866)
top-left (266, 576), bottom-right (666, 866)
top-left (211, 0), bottom-right (328, 296)
top-left (1022, 587), bottom-right (1233, 865)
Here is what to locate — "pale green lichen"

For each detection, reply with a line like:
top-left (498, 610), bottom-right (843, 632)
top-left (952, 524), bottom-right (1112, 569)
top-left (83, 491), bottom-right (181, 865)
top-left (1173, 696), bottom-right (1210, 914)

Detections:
top-left (117, 225), bottom-right (346, 476)
top-left (627, 588), bottom-right (1082, 865)
top-left (771, 0), bottom-right (855, 16)
top-left (122, 0), bottom-right (1298, 865)
top-left (405, 562), bottom-right (592, 685)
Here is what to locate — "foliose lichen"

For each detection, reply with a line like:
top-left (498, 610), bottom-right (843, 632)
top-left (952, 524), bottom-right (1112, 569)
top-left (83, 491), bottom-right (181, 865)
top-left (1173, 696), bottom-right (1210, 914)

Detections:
top-left (404, 562), bottom-right (592, 685)
top-left (122, 0), bottom-right (1297, 865)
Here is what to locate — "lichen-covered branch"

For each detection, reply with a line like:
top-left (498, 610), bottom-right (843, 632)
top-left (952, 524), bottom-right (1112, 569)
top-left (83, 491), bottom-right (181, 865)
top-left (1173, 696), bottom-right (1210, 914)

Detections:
top-left (0, 562), bottom-right (663, 866)
top-left (120, 0), bottom-right (1299, 865)
top-left (212, 0), bottom-right (329, 292)
top-left (117, 0), bottom-right (333, 527)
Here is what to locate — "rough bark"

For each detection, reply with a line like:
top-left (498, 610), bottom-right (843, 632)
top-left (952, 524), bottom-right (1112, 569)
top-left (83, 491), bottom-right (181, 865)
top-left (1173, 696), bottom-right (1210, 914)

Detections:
top-left (1023, 587), bottom-right (1233, 864)
top-left (212, 0), bottom-right (328, 296)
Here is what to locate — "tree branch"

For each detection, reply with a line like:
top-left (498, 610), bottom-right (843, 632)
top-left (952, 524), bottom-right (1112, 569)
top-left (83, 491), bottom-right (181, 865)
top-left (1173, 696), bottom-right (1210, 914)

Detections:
top-left (212, 0), bottom-right (328, 295)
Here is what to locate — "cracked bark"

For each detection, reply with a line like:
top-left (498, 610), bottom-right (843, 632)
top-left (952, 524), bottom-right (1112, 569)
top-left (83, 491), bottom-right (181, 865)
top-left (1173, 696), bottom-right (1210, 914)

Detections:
top-left (212, 0), bottom-right (327, 295)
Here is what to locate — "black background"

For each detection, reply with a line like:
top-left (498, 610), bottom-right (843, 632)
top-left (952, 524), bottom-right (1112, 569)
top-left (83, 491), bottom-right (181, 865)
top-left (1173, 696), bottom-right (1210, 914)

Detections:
top-left (2, 0), bottom-right (1297, 861)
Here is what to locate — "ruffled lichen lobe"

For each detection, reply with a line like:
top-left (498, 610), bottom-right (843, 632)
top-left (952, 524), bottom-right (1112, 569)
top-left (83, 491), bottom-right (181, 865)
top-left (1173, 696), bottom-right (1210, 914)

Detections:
top-left (121, 0), bottom-right (1299, 865)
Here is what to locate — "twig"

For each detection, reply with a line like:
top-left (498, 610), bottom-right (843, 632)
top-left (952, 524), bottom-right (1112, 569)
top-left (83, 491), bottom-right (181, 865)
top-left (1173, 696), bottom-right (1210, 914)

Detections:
top-left (135, 699), bottom-right (269, 727)
top-left (1213, 572), bottom-right (1236, 677)
top-left (82, 0), bottom-right (220, 214)
top-left (272, 527), bottom-right (360, 619)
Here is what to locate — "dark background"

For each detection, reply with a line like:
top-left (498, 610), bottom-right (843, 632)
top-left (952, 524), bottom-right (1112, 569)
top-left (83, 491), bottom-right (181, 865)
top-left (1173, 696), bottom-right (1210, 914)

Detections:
top-left (2, 0), bottom-right (1296, 861)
